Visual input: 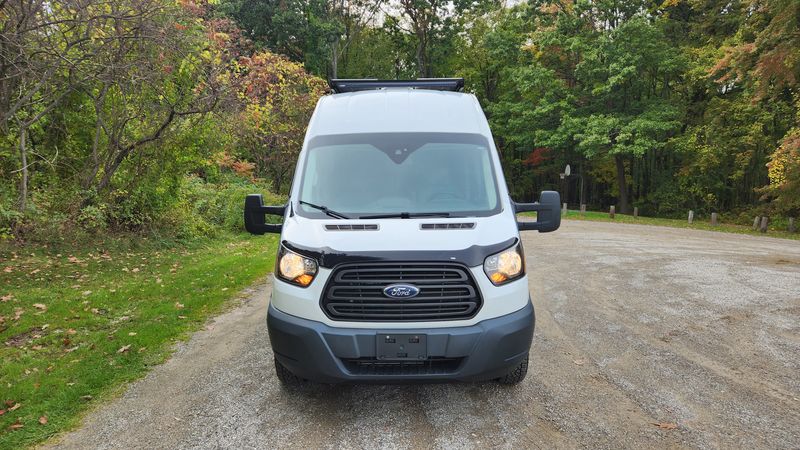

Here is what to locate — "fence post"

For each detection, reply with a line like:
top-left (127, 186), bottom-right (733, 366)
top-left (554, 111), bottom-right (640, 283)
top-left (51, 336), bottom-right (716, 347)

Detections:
top-left (790, 217), bottom-right (796, 233)
top-left (609, 205), bottom-right (615, 219)
top-left (562, 202), bottom-right (567, 216)
top-left (580, 204), bottom-right (586, 216)
top-left (753, 216), bottom-right (760, 230)
top-left (759, 216), bottom-right (769, 233)
top-left (688, 210), bottom-right (694, 224)
top-left (633, 207), bottom-right (639, 219)
top-left (711, 212), bottom-right (718, 226)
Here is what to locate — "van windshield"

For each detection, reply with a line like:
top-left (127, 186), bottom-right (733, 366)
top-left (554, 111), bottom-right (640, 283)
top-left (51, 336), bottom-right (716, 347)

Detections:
top-left (297, 133), bottom-right (501, 219)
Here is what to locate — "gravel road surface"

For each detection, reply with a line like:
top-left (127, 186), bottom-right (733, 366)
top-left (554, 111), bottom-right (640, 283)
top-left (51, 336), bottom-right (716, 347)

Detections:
top-left (47, 221), bottom-right (800, 449)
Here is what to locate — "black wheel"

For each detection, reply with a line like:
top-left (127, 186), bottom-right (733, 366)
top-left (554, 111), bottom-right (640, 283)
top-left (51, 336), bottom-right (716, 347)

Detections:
top-left (496, 354), bottom-right (529, 385)
top-left (274, 357), bottom-right (304, 386)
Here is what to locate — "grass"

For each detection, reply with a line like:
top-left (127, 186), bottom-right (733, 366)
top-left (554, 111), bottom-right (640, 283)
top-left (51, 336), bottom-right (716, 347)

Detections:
top-left (0, 233), bottom-right (278, 448)
top-left (540, 209), bottom-right (800, 240)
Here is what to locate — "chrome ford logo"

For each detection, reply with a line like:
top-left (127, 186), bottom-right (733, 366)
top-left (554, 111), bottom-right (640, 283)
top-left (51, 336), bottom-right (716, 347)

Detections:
top-left (383, 284), bottom-right (420, 299)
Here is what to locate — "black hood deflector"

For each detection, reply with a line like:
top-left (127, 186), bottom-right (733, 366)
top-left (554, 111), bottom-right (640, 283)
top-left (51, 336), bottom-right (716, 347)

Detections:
top-left (283, 237), bottom-right (518, 269)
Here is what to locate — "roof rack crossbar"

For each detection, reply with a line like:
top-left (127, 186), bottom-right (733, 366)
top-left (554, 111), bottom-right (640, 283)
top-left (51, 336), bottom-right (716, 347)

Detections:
top-left (329, 78), bottom-right (465, 93)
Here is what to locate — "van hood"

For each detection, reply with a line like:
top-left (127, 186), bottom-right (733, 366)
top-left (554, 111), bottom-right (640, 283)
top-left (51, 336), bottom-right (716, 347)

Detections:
top-left (280, 210), bottom-right (520, 266)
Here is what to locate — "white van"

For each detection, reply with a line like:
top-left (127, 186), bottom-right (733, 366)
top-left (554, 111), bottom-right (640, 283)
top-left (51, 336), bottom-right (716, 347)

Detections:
top-left (244, 79), bottom-right (560, 385)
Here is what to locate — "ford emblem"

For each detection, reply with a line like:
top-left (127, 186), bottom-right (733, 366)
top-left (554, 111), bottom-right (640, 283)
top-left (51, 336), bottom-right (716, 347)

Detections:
top-left (383, 284), bottom-right (420, 299)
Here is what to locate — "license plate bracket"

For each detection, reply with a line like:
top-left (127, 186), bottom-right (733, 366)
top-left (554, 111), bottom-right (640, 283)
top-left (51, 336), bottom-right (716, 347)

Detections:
top-left (376, 334), bottom-right (427, 360)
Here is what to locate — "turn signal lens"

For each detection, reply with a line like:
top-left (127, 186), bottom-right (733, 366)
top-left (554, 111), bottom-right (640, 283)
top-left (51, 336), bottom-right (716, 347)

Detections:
top-left (277, 246), bottom-right (318, 287)
top-left (484, 243), bottom-right (524, 286)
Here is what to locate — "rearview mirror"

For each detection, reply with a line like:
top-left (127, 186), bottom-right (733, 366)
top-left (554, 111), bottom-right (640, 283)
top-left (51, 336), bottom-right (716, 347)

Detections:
top-left (244, 194), bottom-right (285, 235)
top-left (512, 191), bottom-right (561, 232)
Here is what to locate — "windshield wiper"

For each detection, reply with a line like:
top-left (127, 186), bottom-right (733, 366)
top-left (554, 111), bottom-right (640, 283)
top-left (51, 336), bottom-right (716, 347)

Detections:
top-left (359, 212), bottom-right (452, 219)
top-left (298, 200), bottom-right (351, 219)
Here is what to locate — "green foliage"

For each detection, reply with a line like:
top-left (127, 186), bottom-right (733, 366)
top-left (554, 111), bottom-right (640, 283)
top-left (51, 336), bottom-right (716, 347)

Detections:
top-left (0, 234), bottom-right (278, 448)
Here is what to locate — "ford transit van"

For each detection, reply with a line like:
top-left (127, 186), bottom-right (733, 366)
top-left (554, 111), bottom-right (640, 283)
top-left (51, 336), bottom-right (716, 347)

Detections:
top-left (244, 78), bottom-right (560, 385)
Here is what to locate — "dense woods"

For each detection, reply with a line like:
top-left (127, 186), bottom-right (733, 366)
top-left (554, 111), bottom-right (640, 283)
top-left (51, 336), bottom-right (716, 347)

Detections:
top-left (1, 0), bottom-right (798, 243)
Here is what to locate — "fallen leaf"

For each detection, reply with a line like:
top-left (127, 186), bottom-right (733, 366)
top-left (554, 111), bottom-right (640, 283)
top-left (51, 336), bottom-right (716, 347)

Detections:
top-left (175, 302), bottom-right (184, 309)
top-left (8, 420), bottom-right (23, 430)
top-left (82, 290), bottom-right (92, 296)
top-left (13, 308), bottom-right (23, 321)
top-left (30, 269), bottom-right (40, 275)
top-left (65, 346), bottom-right (79, 353)
top-left (32, 345), bottom-right (43, 350)
top-left (128, 332), bottom-right (137, 336)
top-left (0, 409), bottom-right (5, 415)
top-left (3, 267), bottom-right (13, 273)
top-left (653, 422), bottom-right (678, 430)
top-left (8, 403), bottom-right (21, 411)
top-left (4, 400), bottom-right (13, 407)
top-left (178, 315), bottom-right (187, 319)
top-left (67, 256), bottom-right (80, 263)
top-left (117, 344), bottom-right (131, 354)
top-left (1, 294), bottom-right (12, 302)
top-left (131, 268), bottom-right (139, 273)
top-left (67, 328), bottom-right (77, 335)
top-left (81, 395), bottom-right (92, 401)
top-left (33, 303), bottom-right (47, 311)
top-left (38, 416), bottom-right (47, 425)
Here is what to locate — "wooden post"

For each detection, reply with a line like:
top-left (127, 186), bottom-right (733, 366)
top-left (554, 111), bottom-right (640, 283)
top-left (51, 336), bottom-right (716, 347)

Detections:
top-left (790, 217), bottom-right (796, 233)
top-left (633, 207), bottom-right (639, 219)
top-left (609, 205), bottom-right (615, 219)
top-left (711, 212), bottom-right (718, 226)
top-left (759, 216), bottom-right (768, 233)
top-left (688, 210), bottom-right (694, 224)
top-left (753, 216), bottom-right (760, 230)
top-left (580, 204), bottom-right (586, 216)
top-left (562, 202), bottom-right (567, 216)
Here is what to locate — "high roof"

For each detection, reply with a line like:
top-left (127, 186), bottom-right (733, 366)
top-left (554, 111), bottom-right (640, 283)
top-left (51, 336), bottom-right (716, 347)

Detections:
top-left (306, 88), bottom-right (490, 137)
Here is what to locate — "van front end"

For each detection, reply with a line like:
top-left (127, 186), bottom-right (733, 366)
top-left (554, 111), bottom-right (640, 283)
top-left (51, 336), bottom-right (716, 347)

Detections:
top-left (265, 239), bottom-right (535, 384)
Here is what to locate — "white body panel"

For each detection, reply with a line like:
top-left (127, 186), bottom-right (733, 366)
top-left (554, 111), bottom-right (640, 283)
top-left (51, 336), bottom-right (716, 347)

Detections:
top-left (271, 88), bottom-right (527, 327)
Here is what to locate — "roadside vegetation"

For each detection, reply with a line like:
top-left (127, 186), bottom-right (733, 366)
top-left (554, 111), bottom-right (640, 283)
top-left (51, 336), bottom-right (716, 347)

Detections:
top-left (0, 233), bottom-right (278, 448)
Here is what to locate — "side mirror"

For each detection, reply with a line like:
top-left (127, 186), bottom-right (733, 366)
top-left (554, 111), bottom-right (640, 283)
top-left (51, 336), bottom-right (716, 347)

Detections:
top-left (244, 194), bottom-right (285, 235)
top-left (512, 191), bottom-right (561, 232)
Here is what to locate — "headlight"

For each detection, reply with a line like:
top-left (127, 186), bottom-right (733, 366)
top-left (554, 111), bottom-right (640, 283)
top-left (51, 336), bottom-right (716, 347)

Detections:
top-left (276, 246), bottom-right (318, 287)
top-left (483, 242), bottom-right (525, 285)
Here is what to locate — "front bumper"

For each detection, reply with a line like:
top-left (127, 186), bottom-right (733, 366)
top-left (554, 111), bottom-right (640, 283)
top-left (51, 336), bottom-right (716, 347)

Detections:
top-left (267, 300), bottom-right (535, 383)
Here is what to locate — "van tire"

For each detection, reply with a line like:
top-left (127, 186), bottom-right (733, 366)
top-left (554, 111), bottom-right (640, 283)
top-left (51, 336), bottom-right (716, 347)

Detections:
top-left (497, 354), bottom-right (529, 385)
top-left (274, 358), bottom-right (303, 386)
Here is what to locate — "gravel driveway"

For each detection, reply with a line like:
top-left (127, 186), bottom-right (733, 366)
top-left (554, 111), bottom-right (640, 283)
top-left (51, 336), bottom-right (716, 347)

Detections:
top-left (47, 221), bottom-right (800, 449)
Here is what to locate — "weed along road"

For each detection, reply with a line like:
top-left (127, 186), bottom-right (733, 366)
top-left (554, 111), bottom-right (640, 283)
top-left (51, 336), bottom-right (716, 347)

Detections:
top-left (48, 221), bottom-right (800, 449)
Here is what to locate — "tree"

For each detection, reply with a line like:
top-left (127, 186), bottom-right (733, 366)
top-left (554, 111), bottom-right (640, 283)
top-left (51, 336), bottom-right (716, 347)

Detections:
top-left (235, 51), bottom-right (327, 192)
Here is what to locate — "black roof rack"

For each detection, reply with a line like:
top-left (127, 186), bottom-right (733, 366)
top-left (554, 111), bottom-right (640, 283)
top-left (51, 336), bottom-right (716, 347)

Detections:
top-left (329, 78), bottom-right (465, 93)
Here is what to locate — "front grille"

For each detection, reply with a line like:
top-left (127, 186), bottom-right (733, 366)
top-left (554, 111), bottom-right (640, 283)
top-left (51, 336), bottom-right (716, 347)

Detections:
top-left (321, 262), bottom-right (482, 321)
top-left (342, 357), bottom-right (464, 375)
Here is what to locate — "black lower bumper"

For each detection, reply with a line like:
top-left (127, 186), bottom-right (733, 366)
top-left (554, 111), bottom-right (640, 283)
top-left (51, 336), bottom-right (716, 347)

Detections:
top-left (267, 300), bottom-right (535, 383)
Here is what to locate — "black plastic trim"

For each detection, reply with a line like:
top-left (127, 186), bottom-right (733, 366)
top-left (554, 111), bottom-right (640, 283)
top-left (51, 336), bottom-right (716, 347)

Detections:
top-left (319, 261), bottom-right (483, 322)
top-left (266, 298), bottom-right (535, 383)
top-left (282, 237), bottom-right (517, 269)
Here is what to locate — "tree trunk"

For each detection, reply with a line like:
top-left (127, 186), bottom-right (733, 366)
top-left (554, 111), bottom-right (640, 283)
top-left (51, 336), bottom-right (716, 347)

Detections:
top-left (331, 39), bottom-right (338, 79)
top-left (17, 126), bottom-right (28, 213)
top-left (614, 154), bottom-right (629, 214)
top-left (416, 35), bottom-right (426, 78)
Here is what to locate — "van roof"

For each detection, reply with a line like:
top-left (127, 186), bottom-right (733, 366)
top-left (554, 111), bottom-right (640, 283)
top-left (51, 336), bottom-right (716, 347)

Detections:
top-left (307, 88), bottom-right (491, 137)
